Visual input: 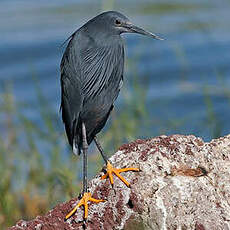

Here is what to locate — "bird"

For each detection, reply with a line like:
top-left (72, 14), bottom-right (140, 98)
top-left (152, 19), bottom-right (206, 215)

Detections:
top-left (60, 11), bottom-right (163, 221)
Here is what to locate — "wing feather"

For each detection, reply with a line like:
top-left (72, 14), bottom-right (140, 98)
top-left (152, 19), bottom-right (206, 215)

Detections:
top-left (60, 39), bottom-right (83, 147)
top-left (81, 43), bottom-right (124, 102)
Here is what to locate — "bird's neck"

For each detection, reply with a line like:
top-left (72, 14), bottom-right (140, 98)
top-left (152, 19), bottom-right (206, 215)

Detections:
top-left (94, 33), bottom-right (123, 47)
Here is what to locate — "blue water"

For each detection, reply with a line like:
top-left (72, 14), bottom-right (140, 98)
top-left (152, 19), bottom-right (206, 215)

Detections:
top-left (1, 0), bottom-right (230, 142)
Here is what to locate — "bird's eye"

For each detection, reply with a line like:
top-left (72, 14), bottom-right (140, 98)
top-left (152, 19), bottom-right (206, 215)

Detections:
top-left (115, 19), bottom-right (121, 26)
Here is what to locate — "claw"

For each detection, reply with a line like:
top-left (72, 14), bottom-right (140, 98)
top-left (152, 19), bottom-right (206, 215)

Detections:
top-left (101, 162), bottom-right (139, 187)
top-left (65, 192), bottom-right (105, 220)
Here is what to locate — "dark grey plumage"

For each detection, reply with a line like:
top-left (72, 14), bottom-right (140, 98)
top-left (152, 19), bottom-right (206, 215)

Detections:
top-left (60, 11), bottom-right (162, 154)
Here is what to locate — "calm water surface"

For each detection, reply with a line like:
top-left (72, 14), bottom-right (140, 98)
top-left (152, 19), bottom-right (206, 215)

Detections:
top-left (1, 0), bottom-right (230, 142)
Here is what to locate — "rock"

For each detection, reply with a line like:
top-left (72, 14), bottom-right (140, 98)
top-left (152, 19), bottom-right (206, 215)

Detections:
top-left (8, 135), bottom-right (230, 230)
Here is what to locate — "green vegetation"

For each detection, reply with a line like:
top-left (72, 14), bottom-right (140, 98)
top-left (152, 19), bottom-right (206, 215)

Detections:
top-left (0, 84), bottom-right (78, 227)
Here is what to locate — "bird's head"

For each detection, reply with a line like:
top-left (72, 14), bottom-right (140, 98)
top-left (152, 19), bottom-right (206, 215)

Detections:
top-left (87, 11), bottom-right (163, 40)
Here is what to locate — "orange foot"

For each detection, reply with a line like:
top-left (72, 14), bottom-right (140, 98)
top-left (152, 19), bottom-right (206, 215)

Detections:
top-left (101, 161), bottom-right (139, 187)
top-left (65, 192), bottom-right (105, 220)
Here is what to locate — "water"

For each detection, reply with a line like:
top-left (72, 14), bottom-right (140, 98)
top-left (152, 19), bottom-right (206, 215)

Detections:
top-left (1, 0), bottom-right (230, 142)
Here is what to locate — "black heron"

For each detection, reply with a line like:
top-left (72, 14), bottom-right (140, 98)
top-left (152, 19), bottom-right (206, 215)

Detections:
top-left (60, 11), bottom-right (163, 220)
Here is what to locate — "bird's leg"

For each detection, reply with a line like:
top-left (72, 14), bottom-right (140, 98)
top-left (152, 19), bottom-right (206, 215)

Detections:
top-left (94, 136), bottom-right (139, 188)
top-left (82, 122), bottom-right (88, 194)
top-left (65, 123), bottom-right (105, 221)
top-left (94, 136), bottom-right (108, 163)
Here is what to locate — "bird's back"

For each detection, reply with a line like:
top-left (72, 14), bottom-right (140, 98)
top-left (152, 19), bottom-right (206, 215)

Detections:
top-left (61, 27), bottom-right (124, 152)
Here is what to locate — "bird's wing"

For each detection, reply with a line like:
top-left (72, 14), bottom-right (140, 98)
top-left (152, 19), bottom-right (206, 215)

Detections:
top-left (61, 33), bottom-right (124, 149)
top-left (78, 42), bottom-right (124, 141)
top-left (80, 43), bottom-right (124, 104)
top-left (60, 40), bottom-right (83, 148)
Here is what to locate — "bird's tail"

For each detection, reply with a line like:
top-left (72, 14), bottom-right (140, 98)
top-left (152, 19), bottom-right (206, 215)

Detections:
top-left (73, 137), bottom-right (81, 155)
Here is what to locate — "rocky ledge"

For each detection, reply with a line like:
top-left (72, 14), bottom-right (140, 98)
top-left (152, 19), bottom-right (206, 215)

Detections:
top-left (8, 134), bottom-right (230, 230)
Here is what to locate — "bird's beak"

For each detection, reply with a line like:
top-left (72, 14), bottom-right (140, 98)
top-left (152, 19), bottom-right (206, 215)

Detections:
top-left (124, 23), bottom-right (164, 40)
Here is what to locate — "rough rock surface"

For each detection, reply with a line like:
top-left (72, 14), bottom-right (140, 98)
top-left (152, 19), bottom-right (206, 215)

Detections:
top-left (8, 135), bottom-right (230, 230)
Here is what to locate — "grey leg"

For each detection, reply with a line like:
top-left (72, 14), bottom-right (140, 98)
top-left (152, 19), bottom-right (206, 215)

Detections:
top-left (82, 122), bottom-right (88, 193)
top-left (94, 136), bottom-right (109, 163)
